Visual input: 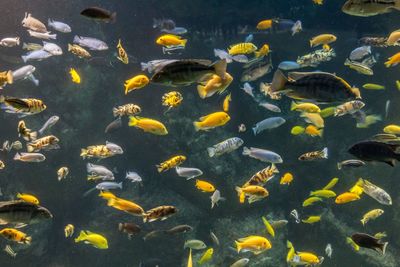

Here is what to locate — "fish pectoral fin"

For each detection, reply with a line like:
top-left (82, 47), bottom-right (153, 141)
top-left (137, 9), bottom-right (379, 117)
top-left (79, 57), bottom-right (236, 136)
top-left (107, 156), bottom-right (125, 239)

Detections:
top-left (14, 223), bottom-right (27, 229)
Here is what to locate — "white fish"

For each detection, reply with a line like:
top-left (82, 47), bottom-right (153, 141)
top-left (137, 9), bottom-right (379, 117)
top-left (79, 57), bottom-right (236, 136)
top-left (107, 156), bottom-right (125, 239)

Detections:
top-left (242, 147), bottom-right (283, 163)
top-left (241, 82), bottom-right (255, 97)
top-left (175, 166), bottom-right (203, 180)
top-left (48, 19), bottom-right (71, 33)
top-left (291, 20), bottom-right (302, 36)
top-left (207, 137), bottom-right (244, 157)
top-left (125, 171), bottom-right (142, 183)
top-left (95, 182), bottom-right (122, 191)
top-left (349, 46), bottom-right (371, 61)
top-left (0, 37), bottom-right (20, 47)
top-left (258, 102), bottom-right (281, 113)
top-left (105, 141), bottom-right (123, 155)
top-left (27, 30), bottom-right (56, 40)
top-left (325, 243), bottom-right (332, 258)
top-left (87, 163), bottom-right (114, 180)
top-left (73, 35), bottom-right (108, 51)
top-left (290, 209), bottom-right (300, 223)
top-left (21, 49), bottom-right (52, 63)
top-left (210, 190), bottom-right (225, 209)
top-left (385, 100), bottom-right (390, 118)
top-left (210, 231), bottom-right (220, 246)
top-left (14, 152), bottom-right (45, 162)
top-left (162, 27), bottom-right (188, 35)
top-left (42, 41), bottom-right (63, 55)
top-left (162, 45), bottom-right (185, 55)
top-left (12, 65), bottom-right (36, 82)
top-left (230, 258), bottom-right (250, 267)
top-left (38, 116), bottom-right (59, 135)
top-left (252, 117), bottom-right (286, 135)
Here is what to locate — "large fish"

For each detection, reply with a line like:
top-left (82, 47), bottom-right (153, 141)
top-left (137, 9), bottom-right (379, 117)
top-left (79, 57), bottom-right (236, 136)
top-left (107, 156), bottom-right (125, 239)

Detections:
top-left (0, 200), bottom-right (52, 226)
top-left (80, 7), bottom-right (116, 22)
top-left (342, 0), bottom-right (400, 17)
top-left (270, 70), bottom-right (361, 103)
top-left (351, 233), bottom-right (388, 254)
top-left (151, 59), bottom-right (227, 87)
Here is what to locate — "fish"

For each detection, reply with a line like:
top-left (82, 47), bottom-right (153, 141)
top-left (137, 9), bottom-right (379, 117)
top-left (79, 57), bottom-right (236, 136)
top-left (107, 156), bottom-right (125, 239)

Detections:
top-left (290, 209), bottom-right (300, 223)
top-left (187, 249), bottom-right (192, 267)
top-left (21, 13), bottom-right (47, 33)
top-left (383, 124), bottom-right (400, 134)
top-left (270, 70), bottom-right (360, 103)
top-left (334, 100), bottom-right (365, 116)
top-left (362, 83), bottom-right (385, 90)
top-left (69, 68), bottom-right (81, 84)
top-left (297, 48), bottom-right (336, 67)
top-left (278, 61), bottom-right (301, 70)
top-left (98, 191), bottom-right (117, 200)
top-left (16, 193), bottom-right (39, 205)
top-left (68, 44), bottom-right (91, 59)
top-left (124, 75), bottom-right (149, 94)
top-left (0, 200), bottom-right (52, 225)
top-left (335, 192), bottom-right (360, 204)
top-left (238, 123), bottom-right (246, 132)
top-left (164, 225), bottom-right (193, 234)
top-left (156, 34), bottom-right (187, 47)
top-left (157, 155), bottom-right (186, 173)
top-left (305, 125), bottom-right (323, 137)
top-left (228, 43), bottom-right (257, 55)
top-left (322, 177), bottom-right (339, 190)
top-left (257, 19), bottom-right (273, 30)
top-left (116, 39), bottom-right (129, 64)
top-left (38, 116), bottom-right (60, 136)
top-left (153, 18), bottom-right (176, 31)
top-left (291, 20), bottom-right (303, 36)
top-left (73, 36), bottom-right (108, 51)
top-left (325, 244), bottom-right (332, 258)
top-left (210, 189), bottom-right (224, 208)
top-left (64, 224), bottom-right (74, 238)
top-left (291, 102), bottom-right (320, 113)
top-left (209, 231), bottom-right (220, 247)
top-left (42, 41), bottom-right (62, 55)
top-left (261, 217), bottom-right (275, 237)
top-left (17, 120), bottom-right (37, 141)
top-left (107, 197), bottom-right (144, 216)
top-left (291, 126), bottom-right (305, 135)
top-left (95, 182), bottom-right (123, 191)
top-left (387, 29), bottom-right (400, 46)
top-left (241, 82), bottom-right (255, 97)
top-left (230, 258), bottom-right (250, 267)
top-left (280, 173), bottom-right (293, 185)
top-left (350, 46), bottom-right (371, 61)
top-left (258, 102), bottom-right (281, 113)
top-left (75, 230), bottom-right (108, 249)
top-left (344, 59), bottom-right (373, 75)
top-left (302, 215), bottom-right (321, 224)
top-left (27, 135), bottom-right (60, 153)
top-left (241, 59), bottom-right (273, 82)
top-left (254, 44), bottom-right (270, 58)
top-left (286, 241), bottom-right (296, 262)
top-left (346, 236), bottom-right (360, 251)
top-left (12, 65), bottom-right (38, 86)
top-left (80, 7), bottom-right (116, 22)
top-left (0, 37), bottom-right (20, 47)
top-left (125, 171), bottom-right (142, 183)
top-left (184, 239), bottom-right (206, 250)
top-left (118, 223), bottom-right (141, 239)
top-left (0, 161), bottom-right (4, 170)
top-left (197, 73), bottom-right (233, 99)
top-left (193, 111), bottom-right (230, 131)
top-left (207, 137), bottom-right (244, 157)
top-left (129, 116), bottom-right (168, 135)
top-left (27, 30), bottom-right (56, 40)
top-left (214, 49), bottom-right (249, 63)
top-left (302, 197), bottom-right (323, 207)
top-left (175, 166), bottom-right (203, 180)
top-left (252, 117), bottom-right (286, 135)
top-left (298, 147), bottom-right (328, 161)
top-left (47, 19), bottom-right (71, 33)
top-left (151, 59), bottom-right (227, 87)
top-left (87, 163), bottom-right (114, 181)
top-left (385, 52), bottom-right (400, 67)
top-left (113, 104), bottom-right (141, 117)
top-left (359, 178), bottom-right (392, 205)
top-left (235, 185), bottom-right (269, 204)
top-left (21, 49), bottom-right (52, 62)
top-left (162, 91), bottom-right (183, 111)
top-left (198, 248), bottom-right (213, 265)
top-left (143, 205), bottom-right (178, 223)
top-left (196, 180), bottom-right (216, 193)
top-left (290, 252), bottom-right (322, 265)
top-left (105, 117), bottom-right (122, 133)
top-left (22, 42), bottom-right (43, 51)
top-left (337, 159), bottom-right (365, 170)
top-left (0, 228), bottom-right (31, 244)
top-left (310, 34), bottom-right (337, 47)
top-left (222, 93), bottom-right (231, 112)
top-left (235, 235), bottom-right (271, 254)
top-left (310, 190), bottom-right (336, 198)
top-left (342, 0), bottom-right (400, 17)
top-left (386, 100), bottom-right (390, 118)
top-left (351, 233), bottom-right (388, 255)
top-left (14, 152), bottom-right (45, 163)
top-left (57, 167), bottom-right (69, 181)
top-left (245, 34), bottom-right (254, 42)
top-left (361, 209), bottom-right (384, 225)
top-left (243, 164), bottom-right (278, 187)
top-left (243, 147), bottom-right (283, 163)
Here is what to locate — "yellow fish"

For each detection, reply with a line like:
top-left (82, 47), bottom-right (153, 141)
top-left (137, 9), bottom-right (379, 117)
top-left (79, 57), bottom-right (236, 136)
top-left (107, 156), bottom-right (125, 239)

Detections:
top-left (222, 93), bottom-right (231, 112)
top-left (286, 240), bottom-right (295, 262)
top-left (302, 215), bottom-right (321, 224)
top-left (291, 126), bottom-right (305, 135)
top-left (384, 124), bottom-right (400, 134)
top-left (162, 91), bottom-right (183, 111)
top-left (319, 107), bottom-right (336, 118)
top-left (228, 43), bottom-right (257, 55)
top-left (362, 83), bottom-right (385, 90)
top-left (0, 70), bottom-right (13, 88)
top-left (261, 216), bottom-right (275, 237)
top-left (116, 39), bottom-right (128, 64)
top-left (235, 235), bottom-right (271, 254)
top-left (187, 248), bottom-right (192, 267)
top-left (156, 34), bottom-right (187, 47)
top-left (385, 52), bottom-right (400, 67)
top-left (280, 172), bottom-right (293, 185)
top-left (357, 114), bottom-right (382, 128)
top-left (124, 74), bottom-right (149, 94)
top-left (17, 193), bottom-right (39, 205)
top-left (129, 116), bottom-right (168, 135)
top-left (193, 111), bottom-right (230, 131)
top-left (98, 191), bottom-right (117, 200)
top-left (361, 209), bottom-right (384, 226)
top-left (157, 155), bottom-right (186, 172)
top-left (313, 0), bottom-right (323, 5)
top-left (296, 252), bottom-right (321, 265)
top-left (75, 230), bottom-right (108, 249)
top-left (291, 102), bottom-right (320, 113)
top-left (335, 192), bottom-right (360, 204)
top-left (236, 185), bottom-right (269, 204)
top-left (0, 161), bottom-right (4, 170)
top-left (69, 68), bottom-right (81, 84)
top-left (256, 19), bottom-right (273, 30)
top-left (305, 125), bottom-right (323, 137)
top-left (309, 189), bottom-right (336, 198)
top-left (301, 112), bottom-right (324, 128)
top-left (310, 34), bottom-right (337, 47)
top-left (0, 228), bottom-right (31, 244)
top-left (349, 180), bottom-right (364, 196)
top-left (195, 180), bottom-right (216, 193)
top-left (198, 248), bottom-right (213, 265)
top-left (254, 44), bottom-right (270, 58)
top-left (107, 197), bottom-right (145, 216)
top-left (302, 196), bottom-right (323, 207)
top-left (197, 73), bottom-right (233, 99)
top-left (0, 96), bottom-right (46, 117)
top-left (322, 177), bottom-right (339, 190)
top-left (397, 80), bottom-right (400, 90)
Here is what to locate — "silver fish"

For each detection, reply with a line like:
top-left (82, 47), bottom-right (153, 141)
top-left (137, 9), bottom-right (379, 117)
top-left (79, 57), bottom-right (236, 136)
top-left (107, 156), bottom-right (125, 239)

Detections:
top-left (230, 258), bottom-right (250, 267)
top-left (243, 147), bottom-right (283, 163)
top-left (73, 35), bottom-right (108, 51)
top-left (270, 219), bottom-right (288, 229)
top-left (252, 117), bottom-right (285, 135)
top-left (87, 163), bottom-right (114, 180)
top-left (291, 20), bottom-right (302, 36)
top-left (349, 46), bottom-right (371, 61)
top-left (241, 59), bottom-right (273, 82)
top-left (162, 27), bottom-right (188, 35)
top-left (27, 74), bottom-right (39, 86)
top-left (290, 209), bottom-right (300, 223)
top-left (207, 137), bottom-right (244, 157)
top-left (210, 190), bottom-right (224, 209)
top-left (21, 49), bottom-right (52, 63)
top-left (325, 243), bottom-right (333, 258)
top-left (47, 19), bottom-right (71, 33)
top-left (175, 166), bottom-right (203, 180)
top-left (360, 178), bottom-right (392, 205)
top-left (42, 41), bottom-right (62, 55)
top-left (337, 159), bottom-right (365, 169)
top-left (27, 30), bottom-right (56, 40)
top-left (125, 171), bottom-right (142, 183)
top-left (258, 102), bottom-right (281, 113)
top-left (38, 116), bottom-right (59, 135)
top-left (241, 82), bottom-right (255, 97)
top-left (210, 231), bottom-right (220, 246)
top-left (13, 152), bottom-right (45, 162)
top-left (385, 100), bottom-right (390, 118)
top-left (183, 239), bottom-right (206, 250)
top-left (164, 225), bottom-right (193, 234)
top-left (105, 141), bottom-right (123, 154)
top-left (12, 65), bottom-right (36, 81)
top-left (95, 182), bottom-right (122, 191)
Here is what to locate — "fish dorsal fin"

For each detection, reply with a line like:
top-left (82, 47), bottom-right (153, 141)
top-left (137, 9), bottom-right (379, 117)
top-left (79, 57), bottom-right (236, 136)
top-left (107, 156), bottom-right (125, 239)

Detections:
top-left (288, 72), bottom-right (311, 80)
top-left (370, 134), bottom-right (400, 143)
top-left (182, 59), bottom-right (212, 65)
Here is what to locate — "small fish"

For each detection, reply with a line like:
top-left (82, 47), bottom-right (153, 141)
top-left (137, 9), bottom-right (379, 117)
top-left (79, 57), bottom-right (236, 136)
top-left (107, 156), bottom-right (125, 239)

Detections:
top-left (344, 59), bottom-right (373, 75)
top-left (42, 41), bottom-right (62, 55)
top-left (0, 37), bottom-right (20, 47)
top-left (124, 74), bottom-right (149, 94)
top-left (291, 20), bottom-right (302, 35)
top-left (383, 124), bottom-right (400, 134)
top-left (230, 258), bottom-right (250, 267)
top-left (335, 192), bottom-right (360, 204)
top-left (342, 0), bottom-right (400, 17)
top-left (385, 52), bottom-right (400, 67)
top-left (156, 34), bottom-right (187, 47)
top-left (184, 239), bottom-right (206, 250)
top-left (129, 116), bottom-right (168, 135)
top-left (73, 35), bottom-right (108, 51)
top-left (210, 190), bottom-right (225, 208)
top-left (118, 223), bottom-right (141, 239)
top-left (291, 102), bottom-right (321, 113)
top-left (245, 34), bottom-right (254, 43)
top-left (48, 19), bottom-right (71, 33)
top-left (301, 112), bottom-right (325, 128)
top-left (157, 155), bottom-right (186, 173)
top-left (4, 245), bottom-right (17, 258)
top-left (69, 68), bottom-right (81, 84)
top-left (361, 209), bottom-right (384, 225)
top-left (261, 217), bottom-right (275, 237)
top-left (351, 233), bottom-right (388, 255)
top-left (228, 43), bottom-right (257, 55)
top-left (164, 225), bottom-right (193, 234)
top-left (116, 39), bottom-right (128, 64)
top-left (22, 42), bottom-right (42, 51)
top-left (310, 189), bottom-right (336, 198)
top-left (241, 59), bottom-right (273, 82)
top-left (258, 102), bottom-right (281, 113)
top-left (291, 126), bottom-right (305, 135)
top-left (337, 159), bottom-right (366, 170)
top-left (243, 147), bottom-right (283, 163)
top-left (385, 100), bottom-right (390, 118)
top-left (17, 193), bottom-right (39, 205)
top-left (187, 248), bottom-right (192, 267)
top-left (346, 236), bottom-right (360, 251)
top-left (64, 224), bottom-right (74, 238)
top-left (27, 135), bottom-right (60, 152)
top-left (256, 19), bottom-right (273, 30)
top-left (57, 167), bottom-right (69, 181)
top-left (305, 125), bottom-right (323, 137)
top-left (196, 180), bottom-right (216, 193)
top-left (104, 117), bottom-right (122, 133)
top-left (302, 215), bottom-right (321, 224)
top-left (359, 178), bottom-right (392, 205)
top-left (238, 123), bottom-right (246, 132)
top-left (235, 185), bottom-right (269, 204)
top-left (21, 13), bottom-right (47, 33)
top-left (0, 228), bottom-right (31, 244)
top-left (125, 171), bottom-right (142, 183)
top-left (235, 235), bottom-right (271, 254)
top-left (298, 148), bottom-right (328, 161)
top-left (198, 248), bottom-right (213, 265)
top-left (290, 209), bottom-right (300, 223)
top-left (310, 34), bottom-right (337, 47)
top-left (80, 7), bottom-right (116, 23)
top-left (210, 231), bottom-right (220, 246)
top-left (162, 91), bottom-right (183, 112)
top-left (254, 44), bottom-right (270, 58)
top-left (350, 46), bottom-right (371, 61)
top-left (95, 182), bottom-right (122, 191)
top-left (252, 117), bottom-right (286, 135)
top-left (175, 166), bottom-right (203, 180)
top-left (17, 120), bottom-right (37, 141)
top-left (87, 163), bottom-right (114, 181)
top-left (222, 93), bottom-right (232, 112)
top-left (241, 82), bottom-right (255, 97)
top-left (74, 230), bottom-right (108, 249)
top-left (68, 44), bottom-right (91, 59)
top-left (193, 111), bottom-right (230, 131)
top-left (302, 197), bottom-right (323, 207)
top-left (325, 244), bottom-right (332, 258)
top-left (207, 137), bottom-right (243, 157)
top-left (14, 152), bottom-right (45, 162)
top-left (322, 177), bottom-right (339, 190)
top-left (374, 232), bottom-right (387, 239)
top-left (27, 30), bottom-right (56, 40)
top-left (320, 107), bottom-right (336, 118)
top-left (243, 164), bottom-right (278, 187)
top-left (278, 61), bottom-right (301, 70)
top-left (362, 83), bottom-right (385, 90)
top-left (197, 73), bottom-right (233, 99)
top-left (21, 49), bottom-right (52, 63)
top-left (113, 104), bottom-right (141, 117)
top-left (143, 205), bottom-right (177, 223)
top-left (280, 173), bottom-right (293, 185)
top-left (107, 197), bottom-right (144, 216)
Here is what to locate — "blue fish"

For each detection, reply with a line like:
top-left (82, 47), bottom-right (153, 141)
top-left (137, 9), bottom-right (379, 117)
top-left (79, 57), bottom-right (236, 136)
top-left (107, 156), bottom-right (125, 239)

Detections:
top-left (245, 34), bottom-right (254, 43)
top-left (278, 61), bottom-right (301, 70)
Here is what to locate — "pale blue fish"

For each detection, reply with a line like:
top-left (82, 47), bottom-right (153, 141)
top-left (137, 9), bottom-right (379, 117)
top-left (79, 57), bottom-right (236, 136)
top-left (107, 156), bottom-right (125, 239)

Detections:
top-left (73, 35), bottom-right (108, 50)
top-left (21, 49), bottom-right (52, 62)
top-left (87, 163), bottom-right (114, 180)
top-left (278, 61), bottom-right (301, 70)
top-left (162, 27), bottom-right (188, 35)
top-left (241, 82), bottom-right (254, 97)
top-left (242, 147), bottom-right (283, 163)
top-left (175, 166), bottom-right (203, 180)
top-left (125, 171), bottom-right (142, 183)
top-left (38, 116), bottom-right (59, 135)
top-left (245, 34), bottom-right (254, 43)
top-left (258, 102), bottom-right (281, 113)
top-left (95, 181), bottom-right (122, 190)
top-left (349, 46), bottom-right (371, 61)
top-left (252, 117), bottom-right (285, 135)
top-left (48, 19), bottom-right (71, 33)
top-left (291, 20), bottom-right (302, 36)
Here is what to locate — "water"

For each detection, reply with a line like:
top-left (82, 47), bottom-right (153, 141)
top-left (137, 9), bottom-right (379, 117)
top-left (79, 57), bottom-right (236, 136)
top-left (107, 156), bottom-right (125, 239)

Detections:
top-left (0, 0), bottom-right (399, 266)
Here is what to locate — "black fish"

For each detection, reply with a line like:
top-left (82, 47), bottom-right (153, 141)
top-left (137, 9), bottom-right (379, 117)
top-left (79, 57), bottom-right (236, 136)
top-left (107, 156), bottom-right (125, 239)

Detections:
top-left (80, 7), bottom-right (116, 23)
top-left (348, 138), bottom-right (400, 167)
top-left (270, 70), bottom-right (361, 103)
top-left (151, 59), bottom-right (227, 87)
top-left (164, 224), bottom-right (193, 234)
top-left (104, 117), bottom-right (122, 133)
top-left (0, 200), bottom-right (53, 225)
top-left (351, 233), bottom-right (388, 255)
top-left (118, 222), bottom-right (141, 239)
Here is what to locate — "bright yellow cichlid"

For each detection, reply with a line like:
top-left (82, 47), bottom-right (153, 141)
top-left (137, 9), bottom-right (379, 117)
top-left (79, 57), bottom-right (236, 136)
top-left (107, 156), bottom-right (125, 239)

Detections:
top-left (193, 111), bottom-right (230, 131)
top-left (195, 179), bottom-right (216, 193)
top-left (301, 215), bottom-right (321, 224)
top-left (310, 34), bottom-right (337, 47)
top-left (261, 216), bottom-right (275, 237)
top-left (254, 44), bottom-right (270, 58)
top-left (384, 124), bottom-right (400, 134)
top-left (291, 126), bottom-right (305, 135)
top-left (107, 197), bottom-right (145, 216)
top-left (310, 189), bottom-right (336, 198)
top-left (124, 74), bottom-right (149, 94)
top-left (280, 172), bottom-right (293, 185)
top-left (116, 39), bottom-right (129, 64)
top-left (228, 43), bottom-right (257, 55)
top-left (0, 228), bottom-right (31, 244)
top-left (302, 196), bottom-right (323, 207)
top-left (286, 240), bottom-right (295, 262)
top-left (349, 178), bottom-right (364, 196)
top-left (361, 209), bottom-right (384, 226)
top-left (257, 19), bottom-right (273, 30)
top-left (98, 191), bottom-right (117, 200)
top-left (305, 125), bottom-right (323, 137)
top-left (301, 112), bottom-right (324, 128)
top-left (384, 52), bottom-right (400, 68)
top-left (296, 252), bottom-right (321, 265)
top-left (198, 248), bottom-right (213, 265)
top-left (156, 34), bottom-right (187, 47)
top-left (69, 68), bottom-right (81, 84)
top-left (197, 73), bottom-right (233, 99)
top-left (362, 83), bottom-right (385, 90)
top-left (291, 102), bottom-right (320, 113)
top-left (346, 237), bottom-right (360, 251)
top-left (235, 235), bottom-right (271, 254)
top-left (157, 155), bottom-right (186, 172)
top-left (187, 248), bottom-right (192, 267)
top-left (17, 193), bottom-right (39, 205)
top-left (236, 185), bottom-right (269, 204)
top-left (322, 177), bottom-right (339, 190)
top-left (335, 192), bottom-right (360, 204)
top-left (75, 230), bottom-right (108, 249)
top-left (129, 116), bottom-right (168, 135)
top-left (222, 93), bottom-right (231, 112)
top-left (320, 107), bottom-right (336, 118)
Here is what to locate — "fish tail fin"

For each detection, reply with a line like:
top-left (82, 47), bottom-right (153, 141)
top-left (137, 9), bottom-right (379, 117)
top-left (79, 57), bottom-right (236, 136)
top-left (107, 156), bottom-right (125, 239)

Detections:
top-left (181, 39), bottom-right (188, 46)
top-left (213, 59), bottom-right (227, 79)
top-left (384, 60), bottom-right (392, 68)
top-left (68, 44), bottom-right (73, 52)
top-left (381, 242), bottom-right (388, 255)
top-left (344, 58), bottom-right (350, 66)
top-left (242, 146), bottom-right (250, 156)
top-left (234, 241), bottom-right (242, 253)
top-left (271, 69), bottom-right (288, 92)
top-left (309, 40), bottom-right (313, 47)
top-left (24, 236), bottom-right (32, 245)
top-left (128, 116), bottom-right (138, 127)
top-left (197, 84), bottom-right (207, 99)
top-left (22, 42), bottom-right (27, 50)
top-left (74, 230), bottom-right (86, 243)
top-left (80, 149), bottom-right (87, 159)
top-left (207, 147), bottom-right (215, 157)
top-left (193, 121), bottom-right (201, 131)
top-left (143, 214), bottom-right (148, 223)
top-left (318, 128), bottom-right (324, 137)
top-left (110, 12), bottom-right (117, 24)
top-left (13, 153), bottom-right (21, 161)
top-left (360, 218), bottom-right (366, 226)
top-left (156, 164), bottom-right (163, 173)
top-left (112, 108), bottom-right (119, 117)
top-left (290, 101), bottom-right (297, 111)
top-left (321, 147), bottom-right (328, 159)
top-left (30, 131), bottom-right (37, 141)
top-left (16, 192), bottom-right (21, 198)
top-left (21, 55), bottom-right (27, 63)
top-left (252, 127), bottom-right (257, 136)
top-left (6, 71), bottom-right (13, 84)
top-left (26, 144), bottom-right (34, 153)
top-left (337, 162), bottom-right (342, 170)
